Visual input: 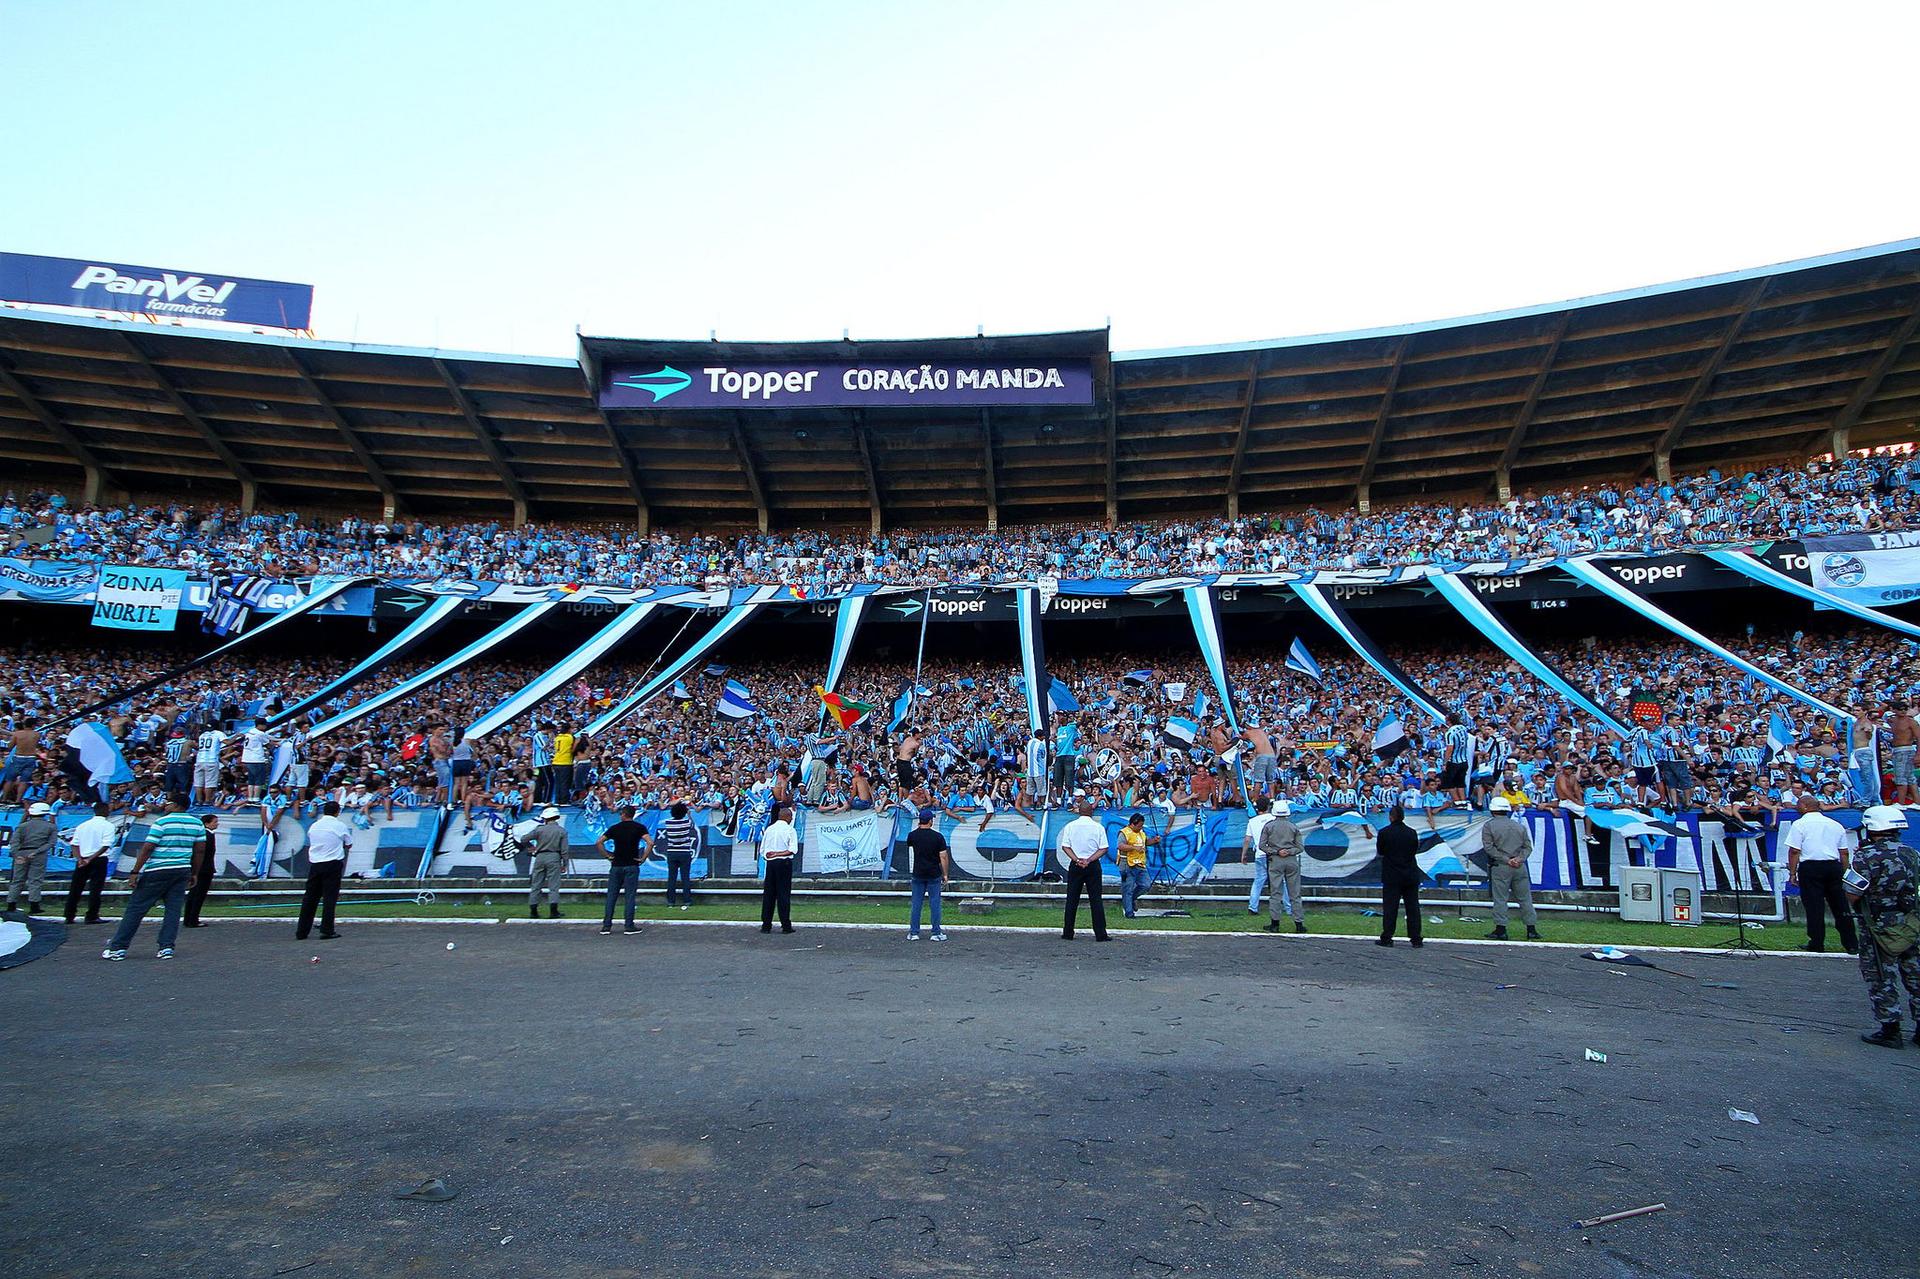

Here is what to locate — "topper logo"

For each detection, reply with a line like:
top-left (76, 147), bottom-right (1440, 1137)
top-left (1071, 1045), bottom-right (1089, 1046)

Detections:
top-left (1472, 576), bottom-right (1520, 594)
top-left (1331, 585), bottom-right (1374, 600)
top-left (931, 597), bottom-right (987, 615)
top-left (1049, 597), bottom-right (1109, 614)
top-left (1613, 564), bottom-right (1686, 586)
top-left (70, 265), bottom-right (237, 305)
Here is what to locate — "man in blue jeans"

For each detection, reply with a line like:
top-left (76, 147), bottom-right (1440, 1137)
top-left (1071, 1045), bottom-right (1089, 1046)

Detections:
top-left (598, 805), bottom-right (651, 935)
top-left (905, 808), bottom-right (950, 940)
top-left (103, 794), bottom-right (208, 961)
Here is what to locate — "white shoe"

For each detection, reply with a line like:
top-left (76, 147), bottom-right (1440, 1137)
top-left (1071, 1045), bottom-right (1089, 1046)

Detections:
top-left (679, 904), bottom-right (689, 910)
top-left (101, 948), bottom-right (127, 961)
top-left (155, 948), bottom-right (174, 960)
top-left (930, 932), bottom-right (947, 942)
top-left (906, 933), bottom-right (922, 941)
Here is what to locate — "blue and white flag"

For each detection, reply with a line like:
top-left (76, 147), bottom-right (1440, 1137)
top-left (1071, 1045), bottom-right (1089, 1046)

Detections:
top-left (703, 663), bottom-right (730, 678)
top-left (65, 721), bottom-right (133, 787)
top-left (1191, 689), bottom-right (1209, 720)
top-left (268, 740), bottom-right (296, 787)
top-left (1162, 681), bottom-right (1188, 705)
top-left (670, 679), bottom-right (692, 701)
top-left (1122, 669), bottom-right (1154, 686)
top-left (1048, 678), bottom-right (1081, 714)
top-left (202, 574), bottom-right (272, 638)
top-left (889, 686), bottom-right (915, 734)
top-left (1767, 711), bottom-right (1795, 761)
top-left (1372, 710), bottom-right (1409, 761)
top-left (1286, 637), bottom-right (1324, 683)
top-left (1162, 716), bottom-right (1198, 749)
top-left (717, 680), bottom-right (758, 720)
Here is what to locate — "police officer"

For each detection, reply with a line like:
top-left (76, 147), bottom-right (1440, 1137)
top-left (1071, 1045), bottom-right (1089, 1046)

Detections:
top-left (1259, 799), bottom-right (1307, 934)
top-left (1848, 804), bottom-right (1920, 1048)
top-left (1482, 796), bottom-right (1541, 941)
top-left (1374, 805), bottom-right (1423, 947)
top-left (5, 801), bottom-right (56, 915)
top-left (527, 806), bottom-right (568, 919)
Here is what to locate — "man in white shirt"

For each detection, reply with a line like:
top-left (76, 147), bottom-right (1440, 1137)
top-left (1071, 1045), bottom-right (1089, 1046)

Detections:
top-left (192, 727), bottom-right (227, 807)
top-left (759, 803), bottom-right (798, 934)
top-left (1058, 797), bottom-right (1111, 941)
top-left (240, 719), bottom-right (278, 800)
top-left (1784, 798), bottom-right (1858, 954)
top-left (1243, 801), bottom-right (1277, 915)
top-left (63, 801), bottom-right (119, 924)
top-left (296, 800), bottom-right (354, 942)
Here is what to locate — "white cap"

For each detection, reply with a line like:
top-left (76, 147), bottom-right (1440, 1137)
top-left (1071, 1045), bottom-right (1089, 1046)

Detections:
top-left (1489, 796), bottom-right (1512, 813)
top-left (1862, 803), bottom-right (1908, 833)
top-left (1269, 800), bottom-right (1291, 816)
top-left (27, 802), bottom-right (51, 816)
top-left (539, 806), bottom-right (562, 821)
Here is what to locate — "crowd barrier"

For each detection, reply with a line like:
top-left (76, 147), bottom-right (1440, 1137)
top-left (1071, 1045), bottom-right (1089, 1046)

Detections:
top-left (6, 804), bottom-right (1913, 896)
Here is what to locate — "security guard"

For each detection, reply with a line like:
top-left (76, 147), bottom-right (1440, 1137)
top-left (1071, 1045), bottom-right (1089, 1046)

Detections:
top-left (6, 801), bottom-right (56, 915)
top-left (1259, 799), bottom-right (1307, 933)
top-left (527, 806), bottom-right (568, 919)
top-left (1482, 796), bottom-right (1542, 941)
top-left (1848, 804), bottom-right (1920, 1048)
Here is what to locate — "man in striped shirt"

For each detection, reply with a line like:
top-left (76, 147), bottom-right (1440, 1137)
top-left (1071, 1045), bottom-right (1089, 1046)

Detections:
top-left (656, 800), bottom-right (700, 908)
top-left (102, 794), bottom-right (208, 961)
top-left (1441, 715), bottom-right (1472, 805)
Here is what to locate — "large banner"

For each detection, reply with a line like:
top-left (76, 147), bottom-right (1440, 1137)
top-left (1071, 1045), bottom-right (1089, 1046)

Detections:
top-left (0, 559), bottom-right (96, 604)
top-left (1800, 532), bottom-right (1920, 607)
top-left (600, 358), bottom-right (1094, 410)
top-left (808, 809), bottom-right (889, 875)
top-left (89, 565), bottom-right (185, 631)
top-left (0, 251), bottom-right (313, 329)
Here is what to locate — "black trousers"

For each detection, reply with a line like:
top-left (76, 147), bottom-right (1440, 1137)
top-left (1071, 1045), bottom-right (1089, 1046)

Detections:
top-left (1380, 876), bottom-right (1422, 942)
top-left (184, 851), bottom-right (213, 926)
top-left (1798, 860), bottom-right (1858, 952)
top-left (1062, 860), bottom-right (1108, 940)
top-left (297, 860), bottom-right (344, 939)
top-left (665, 856), bottom-right (693, 905)
top-left (64, 857), bottom-right (109, 922)
top-left (761, 857), bottom-right (793, 930)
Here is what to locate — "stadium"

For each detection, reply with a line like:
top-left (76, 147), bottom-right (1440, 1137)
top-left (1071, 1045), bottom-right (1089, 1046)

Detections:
top-left (6, 8), bottom-right (1920, 1276)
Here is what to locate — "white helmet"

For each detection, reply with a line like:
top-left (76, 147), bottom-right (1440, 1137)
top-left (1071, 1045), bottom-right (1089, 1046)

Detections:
top-left (1270, 800), bottom-right (1291, 816)
top-left (539, 806), bottom-right (562, 822)
top-left (1861, 804), bottom-right (1908, 834)
top-left (1488, 796), bottom-right (1512, 814)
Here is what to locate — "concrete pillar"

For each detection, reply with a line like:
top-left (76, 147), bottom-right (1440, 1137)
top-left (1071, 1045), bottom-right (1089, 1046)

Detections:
top-left (1105, 494), bottom-right (1118, 526)
top-left (635, 505), bottom-right (650, 536)
top-left (511, 496), bottom-right (529, 528)
top-left (1830, 426), bottom-right (1851, 459)
top-left (986, 502), bottom-right (998, 534)
top-left (81, 465), bottom-right (102, 507)
top-left (239, 478), bottom-right (258, 513)
top-left (756, 507), bottom-right (769, 535)
top-left (381, 494), bottom-right (398, 521)
top-left (1495, 467), bottom-right (1512, 502)
top-left (1356, 483), bottom-right (1371, 515)
top-left (869, 507), bottom-right (881, 537)
top-left (1227, 489), bottom-right (1240, 520)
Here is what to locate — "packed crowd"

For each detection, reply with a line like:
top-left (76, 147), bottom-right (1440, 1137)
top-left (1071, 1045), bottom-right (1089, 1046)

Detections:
top-left (2, 452), bottom-right (1915, 591)
top-left (2, 611), bottom-right (1914, 833)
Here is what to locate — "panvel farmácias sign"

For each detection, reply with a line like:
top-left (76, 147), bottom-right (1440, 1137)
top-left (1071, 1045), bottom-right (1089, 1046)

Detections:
top-left (599, 358), bottom-right (1095, 410)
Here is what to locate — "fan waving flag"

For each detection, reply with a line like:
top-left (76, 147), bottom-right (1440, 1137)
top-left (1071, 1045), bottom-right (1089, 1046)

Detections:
top-left (65, 722), bottom-right (134, 788)
top-left (1122, 669), bottom-right (1154, 687)
top-left (202, 573), bottom-right (273, 637)
top-left (1048, 678), bottom-right (1080, 713)
top-left (816, 685), bottom-right (876, 731)
top-left (1162, 716), bottom-right (1198, 750)
top-left (1372, 710), bottom-right (1409, 761)
top-left (888, 685), bottom-right (915, 734)
top-left (1286, 638), bottom-right (1324, 683)
top-left (717, 680), bottom-right (758, 720)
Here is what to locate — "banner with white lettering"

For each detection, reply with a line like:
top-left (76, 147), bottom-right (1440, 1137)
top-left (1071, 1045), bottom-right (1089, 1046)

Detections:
top-left (0, 252), bottom-right (313, 329)
top-left (89, 566), bottom-right (185, 631)
top-left (1799, 533), bottom-right (1920, 607)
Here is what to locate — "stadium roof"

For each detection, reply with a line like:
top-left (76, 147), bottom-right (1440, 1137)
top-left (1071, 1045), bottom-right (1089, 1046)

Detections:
top-left (3, 237), bottom-right (1918, 528)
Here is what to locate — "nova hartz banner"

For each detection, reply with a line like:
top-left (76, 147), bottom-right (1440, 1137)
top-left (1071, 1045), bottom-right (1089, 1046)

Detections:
top-left (0, 251), bottom-right (313, 329)
top-left (600, 358), bottom-right (1094, 410)
top-left (90, 565), bottom-right (186, 631)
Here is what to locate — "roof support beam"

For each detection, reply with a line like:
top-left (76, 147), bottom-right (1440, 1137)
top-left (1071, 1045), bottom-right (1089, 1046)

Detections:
top-left (1353, 337), bottom-right (1412, 511)
top-left (281, 350), bottom-right (402, 517)
top-left (593, 411), bottom-right (651, 532)
top-left (850, 410), bottom-right (882, 535)
top-left (729, 414), bottom-right (771, 533)
top-left (1806, 290), bottom-right (1920, 456)
top-left (1492, 313), bottom-right (1573, 500)
top-left (120, 334), bottom-right (260, 511)
top-left (434, 358), bottom-right (530, 526)
top-left (1225, 354), bottom-right (1264, 519)
top-left (980, 409), bottom-right (998, 531)
top-left (0, 353), bottom-right (113, 504)
top-left (1651, 279), bottom-right (1768, 474)
top-left (1104, 389), bottom-right (1119, 525)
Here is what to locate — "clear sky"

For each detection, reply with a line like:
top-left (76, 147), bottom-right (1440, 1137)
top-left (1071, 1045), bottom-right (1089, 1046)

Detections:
top-left (3, 1), bottom-right (1916, 358)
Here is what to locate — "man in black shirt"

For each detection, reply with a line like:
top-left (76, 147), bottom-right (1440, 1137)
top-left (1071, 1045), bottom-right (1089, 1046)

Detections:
top-left (599, 805), bottom-right (651, 935)
top-left (905, 808), bottom-right (950, 941)
top-left (1374, 805), bottom-right (1423, 948)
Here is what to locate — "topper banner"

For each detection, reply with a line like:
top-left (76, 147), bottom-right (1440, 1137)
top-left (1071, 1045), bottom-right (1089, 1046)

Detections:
top-left (600, 358), bottom-right (1094, 409)
top-left (0, 251), bottom-right (313, 329)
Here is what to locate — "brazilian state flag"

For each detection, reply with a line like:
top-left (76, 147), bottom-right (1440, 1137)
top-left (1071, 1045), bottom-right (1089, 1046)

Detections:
top-left (816, 685), bottom-right (877, 731)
